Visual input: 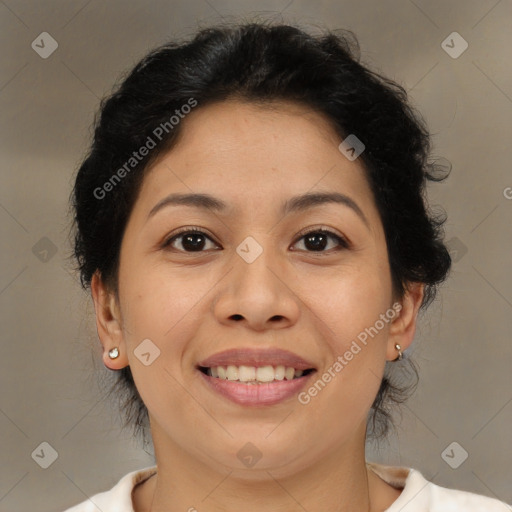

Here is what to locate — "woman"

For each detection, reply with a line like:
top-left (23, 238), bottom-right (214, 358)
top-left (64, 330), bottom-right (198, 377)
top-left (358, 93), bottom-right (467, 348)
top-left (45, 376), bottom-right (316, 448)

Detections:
top-left (64, 21), bottom-right (510, 512)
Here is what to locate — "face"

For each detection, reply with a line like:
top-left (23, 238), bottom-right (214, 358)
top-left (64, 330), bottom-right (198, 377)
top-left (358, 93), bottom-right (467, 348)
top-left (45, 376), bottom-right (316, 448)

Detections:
top-left (95, 99), bottom-right (417, 479)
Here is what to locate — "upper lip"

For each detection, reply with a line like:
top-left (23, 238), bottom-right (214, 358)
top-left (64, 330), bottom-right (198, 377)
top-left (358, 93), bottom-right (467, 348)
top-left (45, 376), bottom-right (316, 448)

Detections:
top-left (197, 348), bottom-right (316, 371)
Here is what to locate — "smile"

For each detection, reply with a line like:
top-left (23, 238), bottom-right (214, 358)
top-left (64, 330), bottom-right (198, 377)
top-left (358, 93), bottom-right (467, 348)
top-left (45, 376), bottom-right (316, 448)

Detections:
top-left (199, 364), bottom-right (315, 383)
top-left (196, 347), bottom-right (318, 405)
top-left (197, 366), bottom-right (317, 406)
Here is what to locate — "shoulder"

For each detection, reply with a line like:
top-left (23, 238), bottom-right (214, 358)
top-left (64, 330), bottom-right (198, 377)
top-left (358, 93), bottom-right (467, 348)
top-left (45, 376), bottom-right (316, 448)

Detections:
top-left (425, 482), bottom-right (512, 511)
top-left (61, 465), bottom-right (158, 512)
top-left (367, 462), bottom-right (511, 512)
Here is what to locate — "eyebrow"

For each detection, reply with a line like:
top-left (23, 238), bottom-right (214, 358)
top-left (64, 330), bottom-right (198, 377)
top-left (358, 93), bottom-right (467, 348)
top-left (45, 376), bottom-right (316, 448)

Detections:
top-left (146, 191), bottom-right (369, 228)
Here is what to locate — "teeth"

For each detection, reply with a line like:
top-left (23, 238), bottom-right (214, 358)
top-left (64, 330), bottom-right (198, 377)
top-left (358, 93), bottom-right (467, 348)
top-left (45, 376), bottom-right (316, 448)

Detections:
top-left (239, 365), bottom-right (256, 382)
top-left (226, 365), bottom-right (239, 381)
top-left (274, 365), bottom-right (285, 380)
top-left (204, 364), bottom-right (308, 383)
top-left (256, 365), bottom-right (275, 382)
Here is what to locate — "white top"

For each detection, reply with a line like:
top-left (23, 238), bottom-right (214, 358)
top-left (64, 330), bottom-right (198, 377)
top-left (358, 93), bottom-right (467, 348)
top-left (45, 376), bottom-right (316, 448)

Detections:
top-left (63, 462), bottom-right (511, 512)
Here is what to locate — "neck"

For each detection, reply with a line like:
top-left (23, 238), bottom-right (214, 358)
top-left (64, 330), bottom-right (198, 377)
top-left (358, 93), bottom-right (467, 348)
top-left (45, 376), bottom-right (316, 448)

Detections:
top-left (140, 423), bottom-right (397, 512)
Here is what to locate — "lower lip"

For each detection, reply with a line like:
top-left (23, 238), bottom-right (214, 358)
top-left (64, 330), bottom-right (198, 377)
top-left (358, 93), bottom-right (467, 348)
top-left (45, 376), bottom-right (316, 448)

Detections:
top-left (197, 369), bottom-right (315, 406)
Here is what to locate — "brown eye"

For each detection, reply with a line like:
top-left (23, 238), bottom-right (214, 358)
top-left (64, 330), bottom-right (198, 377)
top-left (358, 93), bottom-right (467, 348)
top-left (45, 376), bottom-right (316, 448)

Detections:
top-left (162, 226), bottom-right (349, 254)
top-left (162, 228), bottom-right (219, 252)
top-left (292, 228), bottom-right (349, 252)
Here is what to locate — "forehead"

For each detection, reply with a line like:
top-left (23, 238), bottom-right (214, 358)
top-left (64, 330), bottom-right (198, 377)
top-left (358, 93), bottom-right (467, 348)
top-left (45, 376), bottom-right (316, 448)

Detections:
top-left (134, 99), bottom-right (378, 223)
top-left (175, 98), bottom-right (343, 147)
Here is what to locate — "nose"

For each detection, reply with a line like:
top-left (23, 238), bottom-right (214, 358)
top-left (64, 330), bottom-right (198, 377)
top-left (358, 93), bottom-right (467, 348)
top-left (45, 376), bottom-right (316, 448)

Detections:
top-left (211, 243), bottom-right (300, 332)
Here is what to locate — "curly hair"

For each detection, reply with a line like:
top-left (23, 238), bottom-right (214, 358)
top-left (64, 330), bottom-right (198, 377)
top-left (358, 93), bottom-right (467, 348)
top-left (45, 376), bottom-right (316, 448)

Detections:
top-left (68, 20), bottom-right (452, 446)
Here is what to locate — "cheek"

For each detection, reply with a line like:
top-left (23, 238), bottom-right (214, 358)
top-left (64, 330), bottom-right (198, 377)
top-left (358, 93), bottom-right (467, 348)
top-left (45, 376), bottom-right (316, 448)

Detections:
top-left (118, 277), bottom-right (206, 428)
top-left (118, 263), bottom-right (217, 377)
top-left (299, 257), bottom-right (392, 345)
top-left (120, 266), bottom-right (199, 343)
top-left (294, 259), bottom-right (391, 415)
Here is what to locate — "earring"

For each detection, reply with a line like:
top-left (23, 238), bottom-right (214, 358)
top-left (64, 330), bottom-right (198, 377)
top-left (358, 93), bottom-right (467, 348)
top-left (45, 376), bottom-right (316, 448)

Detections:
top-left (393, 343), bottom-right (403, 362)
top-left (108, 347), bottom-right (120, 359)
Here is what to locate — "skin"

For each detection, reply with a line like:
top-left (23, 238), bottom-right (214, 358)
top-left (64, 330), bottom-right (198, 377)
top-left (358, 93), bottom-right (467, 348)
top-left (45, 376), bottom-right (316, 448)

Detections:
top-left (91, 99), bottom-right (424, 512)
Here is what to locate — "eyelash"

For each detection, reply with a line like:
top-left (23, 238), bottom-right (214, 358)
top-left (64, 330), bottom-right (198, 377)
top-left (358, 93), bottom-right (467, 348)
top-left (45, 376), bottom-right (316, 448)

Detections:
top-left (162, 226), bottom-right (350, 253)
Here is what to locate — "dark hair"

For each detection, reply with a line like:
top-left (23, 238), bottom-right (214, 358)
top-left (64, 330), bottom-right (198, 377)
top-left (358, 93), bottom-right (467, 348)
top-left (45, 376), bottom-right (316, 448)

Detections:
top-left (68, 20), bottom-right (452, 446)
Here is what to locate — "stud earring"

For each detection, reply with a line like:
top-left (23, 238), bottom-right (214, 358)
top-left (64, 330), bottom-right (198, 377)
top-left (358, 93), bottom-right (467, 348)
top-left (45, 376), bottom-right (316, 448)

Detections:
top-left (108, 347), bottom-right (120, 359)
top-left (393, 343), bottom-right (403, 361)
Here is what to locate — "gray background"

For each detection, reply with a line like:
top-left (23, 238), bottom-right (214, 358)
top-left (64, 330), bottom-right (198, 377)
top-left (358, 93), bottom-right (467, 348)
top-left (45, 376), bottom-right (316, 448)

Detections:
top-left (1, 1), bottom-right (511, 510)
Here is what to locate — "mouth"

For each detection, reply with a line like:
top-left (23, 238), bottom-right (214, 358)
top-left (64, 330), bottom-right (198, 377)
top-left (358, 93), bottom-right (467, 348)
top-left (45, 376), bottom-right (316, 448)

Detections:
top-left (195, 348), bottom-right (318, 406)
top-left (197, 364), bottom-right (316, 384)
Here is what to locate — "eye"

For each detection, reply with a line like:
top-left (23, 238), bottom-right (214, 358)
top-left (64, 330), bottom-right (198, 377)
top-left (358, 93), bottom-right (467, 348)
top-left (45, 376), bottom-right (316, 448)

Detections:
top-left (291, 227), bottom-right (349, 253)
top-left (162, 227), bottom-right (219, 253)
top-left (162, 226), bottom-right (349, 254)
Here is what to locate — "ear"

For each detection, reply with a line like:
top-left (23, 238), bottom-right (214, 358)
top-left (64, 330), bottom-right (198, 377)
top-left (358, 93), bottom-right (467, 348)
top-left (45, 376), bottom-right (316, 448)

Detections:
top-left (386, 282), bottom-right (425, 361)
top-left (91, 270), bottom-right (129, 370)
